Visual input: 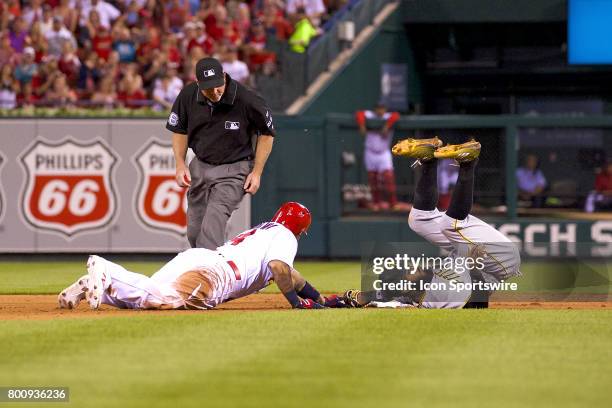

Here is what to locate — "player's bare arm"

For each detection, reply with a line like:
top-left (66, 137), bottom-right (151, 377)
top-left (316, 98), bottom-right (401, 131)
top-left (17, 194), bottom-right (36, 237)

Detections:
top-left (172, 132), bottom-right (191, 187)
top-left (290, 268), bottom-right (327, 305)
top-left (244, 134), bottom-right (273, 194)
top-left (269, 260), bottom-right (321, 309)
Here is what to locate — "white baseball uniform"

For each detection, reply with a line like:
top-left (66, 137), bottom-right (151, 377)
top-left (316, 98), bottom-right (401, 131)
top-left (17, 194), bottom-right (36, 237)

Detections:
top-left (96, 222), bottom-right (297, 309)
top-left (408, 208), bottom-right (521, 308)
top-left (357, 110), bottom-right (398, 172)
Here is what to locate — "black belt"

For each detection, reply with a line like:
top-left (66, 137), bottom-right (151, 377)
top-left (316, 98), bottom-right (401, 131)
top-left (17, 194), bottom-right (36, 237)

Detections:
top-left (198, 155), bottom-right (253, 166)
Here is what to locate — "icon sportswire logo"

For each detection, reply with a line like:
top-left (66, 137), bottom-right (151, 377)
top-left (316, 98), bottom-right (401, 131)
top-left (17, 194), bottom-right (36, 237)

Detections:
top-left (19, 137), bottom-right (119, 237)
top-left (133, 139), bottom-right (187, 236)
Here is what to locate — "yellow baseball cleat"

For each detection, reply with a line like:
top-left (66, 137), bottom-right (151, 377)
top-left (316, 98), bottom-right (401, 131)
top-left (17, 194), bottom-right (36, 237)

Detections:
top-left (391, 136), bottom-right (443, 161)
top-left (434, 139), bottom-right (481, 162)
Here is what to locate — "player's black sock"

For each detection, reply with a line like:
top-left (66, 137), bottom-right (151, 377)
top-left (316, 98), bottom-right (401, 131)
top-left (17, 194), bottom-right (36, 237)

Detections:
top-left (297, 281), bottom-right (321, 302)
top-left (446, 159), bottom-right (477, 220)
top-left (413, 159), bottom-right (438, 211)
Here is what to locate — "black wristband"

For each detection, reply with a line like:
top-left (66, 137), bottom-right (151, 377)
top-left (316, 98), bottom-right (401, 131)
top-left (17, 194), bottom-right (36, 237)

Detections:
top-left (283, 290), bottom-right (301, 308)
top-left (297, 281), bottom-right (321, 301)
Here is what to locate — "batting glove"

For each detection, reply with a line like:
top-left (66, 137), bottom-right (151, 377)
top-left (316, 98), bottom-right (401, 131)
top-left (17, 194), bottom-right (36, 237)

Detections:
top-left (296, 299), bottom-right (325, 309)
top-left (323, 294), bottom-right (348, 308)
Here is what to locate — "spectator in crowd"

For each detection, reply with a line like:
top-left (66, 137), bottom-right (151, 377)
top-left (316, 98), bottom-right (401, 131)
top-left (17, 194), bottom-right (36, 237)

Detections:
top-left (355, 103), bottom-right (410, 212)
top-left (79, 0), bottom-right (121, 30)
top-left (77, 51), bottom-right (102, 93)
top-left (29, 23), bottom-right (48, 62)
top-left (22, 0), bottom-right (45, 26)
top-left (139, 0), bottom-right (165, 28)
top-left (14, 47), bottom-right (38, 101)
top-left (286, 0), bottom-right (327, 27)
top-left (244, 19), bottom-right (276, 73)
top-left (231, 1), bottom-right (251, 40)
top-left (288, 8), bottom-right (320, 53)
top-left (205, 4), bottom-right (227, 41)
top-left (165, 0), bottom-right (190, 33)
top-left (45, 73), bottom-right (77, 107)
top-left (585, 162), bottom-right (612, 212)
top-left (516, 154), bottom-right (547, 208)
top-left (90, 75), bottom-right (117, 109)
top-left (80, 9), bottom-right (101, 49)
top-left (142, 48), bottom-right (167, 88)
top-left (35, 56), bottom-right (63, 101)
top-left (58, 41), bottom-right (81, 85)
top-left (113, 26), bottom-right (137, 63)
top-left (0, 64), bottom-right (18, 109)
top-left (124, 0), bottom-right (144, 29)
top-left (165, 67), bottom-right (184, 95)
top-left (0, 32), bottom-right (17, 68)
top-left (1, 1), bottom-right (22, 29)
top-left (98, 50), bottom-right (121, 81)
top-left (9, 17), bottom-right (29, 54)
top-left (262, 2), bottom-right (293, 40)
top-left (136, 25), bottom-right (161, 64)
top-left (39, 4), bottom-right (55, 35)
top-left (91, 23), bottom-right (113, 61)
top-left (45, 15), bottom-right (77, 58)
top-left (182, 45), bottom-right (205, 82)
top-left (55, 0), bottom-right (79, 33)
top-left (152, 70), bottom-right (181, 111)
top-left (220, 19), bottom-right (243, 48)
top-left (160, 35), bottom-right (182, 68)
top-left (221, 46), bottom-right (250, 84)
top-left (187, 21), bottom-right (214, 54)
top-left (117, 62), bottom-right (146, 108)
top-left (181, 21), bottom-right (197, 53)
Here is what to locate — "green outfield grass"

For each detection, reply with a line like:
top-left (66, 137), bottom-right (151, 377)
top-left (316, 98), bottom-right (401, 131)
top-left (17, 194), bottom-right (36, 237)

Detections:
top-left (0, 261), bottom-right (611, 408)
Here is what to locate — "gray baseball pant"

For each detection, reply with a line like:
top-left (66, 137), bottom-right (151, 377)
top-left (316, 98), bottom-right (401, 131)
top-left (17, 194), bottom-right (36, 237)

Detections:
top-left (187, 158), bottom-right (252, 249)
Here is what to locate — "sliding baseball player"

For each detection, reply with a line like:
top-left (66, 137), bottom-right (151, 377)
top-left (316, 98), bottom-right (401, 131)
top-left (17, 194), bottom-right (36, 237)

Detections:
top-left (59, 202), bottom-right (343, 311)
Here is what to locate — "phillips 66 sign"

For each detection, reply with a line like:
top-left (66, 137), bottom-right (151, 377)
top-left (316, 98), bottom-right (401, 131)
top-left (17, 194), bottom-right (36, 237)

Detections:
top-left (19, 137), bottom-right (119, 237)
top-left (133, 139), bottom-right (187, 236)
top-left (0, 119), bottom-right (247, 253)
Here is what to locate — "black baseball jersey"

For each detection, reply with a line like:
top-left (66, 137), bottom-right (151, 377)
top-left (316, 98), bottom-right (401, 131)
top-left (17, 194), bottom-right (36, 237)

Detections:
top-left (166, 74), bottom-right (275, 165)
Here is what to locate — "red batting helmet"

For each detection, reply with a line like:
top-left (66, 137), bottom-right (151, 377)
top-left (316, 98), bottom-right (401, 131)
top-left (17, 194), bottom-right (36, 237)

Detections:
top-left (271, 202), bottom-right (311, 237)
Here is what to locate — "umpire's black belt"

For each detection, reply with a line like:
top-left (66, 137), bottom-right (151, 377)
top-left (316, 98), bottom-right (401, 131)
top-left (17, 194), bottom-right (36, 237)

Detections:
top-left (198, 155), bottom-right (253, 166)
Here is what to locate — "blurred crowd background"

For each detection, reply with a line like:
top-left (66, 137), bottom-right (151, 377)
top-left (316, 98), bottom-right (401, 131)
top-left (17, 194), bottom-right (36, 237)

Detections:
top-left (0, 0), bottom-right (347, 110)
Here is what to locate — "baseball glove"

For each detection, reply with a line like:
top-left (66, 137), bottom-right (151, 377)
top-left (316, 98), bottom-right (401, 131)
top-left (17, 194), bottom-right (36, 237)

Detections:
top-left (342, 289), bottom-right (364, 308)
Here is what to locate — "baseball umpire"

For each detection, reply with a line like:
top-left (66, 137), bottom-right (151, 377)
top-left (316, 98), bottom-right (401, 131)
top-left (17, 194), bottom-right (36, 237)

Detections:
top-left (166, 57), bottom-right (275, 249)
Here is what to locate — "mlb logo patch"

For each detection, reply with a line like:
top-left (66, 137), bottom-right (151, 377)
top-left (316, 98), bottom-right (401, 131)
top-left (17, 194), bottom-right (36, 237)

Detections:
top-left (203, 69), bottom-right (215, 77)
top-left (225, 121), bottom-right (240, 130)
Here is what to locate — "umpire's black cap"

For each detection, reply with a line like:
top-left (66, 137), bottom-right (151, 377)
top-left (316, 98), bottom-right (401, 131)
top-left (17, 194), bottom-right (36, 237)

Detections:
top-left (196, 57), bottom-right (225, 89)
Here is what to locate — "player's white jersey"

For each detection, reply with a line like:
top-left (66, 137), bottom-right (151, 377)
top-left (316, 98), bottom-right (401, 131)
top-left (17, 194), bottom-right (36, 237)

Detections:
top-left (217, 222), bottom-right (298, 301)
top-left (363, 110), bottom-right (395, 154)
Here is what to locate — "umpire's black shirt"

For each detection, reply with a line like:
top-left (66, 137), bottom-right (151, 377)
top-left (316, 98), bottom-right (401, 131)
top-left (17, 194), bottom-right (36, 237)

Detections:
top-left (165, 74), bottom-right (275, 165)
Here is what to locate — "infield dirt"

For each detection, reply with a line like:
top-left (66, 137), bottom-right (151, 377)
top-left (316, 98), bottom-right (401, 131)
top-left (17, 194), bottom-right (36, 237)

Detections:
top-left (1, 294), bottom-right (611, 320)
